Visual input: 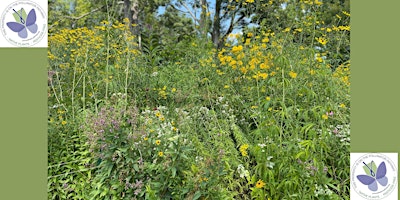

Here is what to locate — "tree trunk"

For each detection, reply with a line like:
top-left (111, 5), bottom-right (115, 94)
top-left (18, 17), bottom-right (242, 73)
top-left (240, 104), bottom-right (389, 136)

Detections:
top-left (212, 0), bottom-right (222, 48)
top-left (130, 0), bottom-right (141, 48)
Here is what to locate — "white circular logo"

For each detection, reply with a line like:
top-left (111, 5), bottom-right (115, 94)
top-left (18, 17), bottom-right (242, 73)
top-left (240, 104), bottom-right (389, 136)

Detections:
top-left (351, 153), bottom-right (397, 200)
top-left (1, 0), bottom-right (47, 47)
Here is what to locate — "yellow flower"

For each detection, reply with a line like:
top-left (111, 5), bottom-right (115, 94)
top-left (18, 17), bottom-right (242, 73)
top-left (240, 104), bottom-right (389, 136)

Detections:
top-left (316, 37), bottom-right (327, 45)
top-left (158, 151), bottom-right (164, 157)
top-left (340, 103), bottom-right (346, 108)
top-left (255, 179), bottom-right (266, 188)
top-left (224, 85), bottom-right (230, 89)
top-left (245, 38), bottom-right (251, 45)
top-left (232, 45), bottom-right (243, 54)
top-left (216, 69), bottom-right (225, 75)
top-left (339, 25), bottom-right (350, 31)
top-left (144, 137), bottom-right (149, 141)
top-left (322, 114), bottom-right (328, 120)
top-left (296, 28), bottom-right (303, 32)
top-left (155, 140), bottom-right (161, 145)
top-left (246, 0), bottom-right (254, 3)
top-left (342, 11), bottom-right (350, 17)
top-left (289, 71), bottom-right (298, 79)
top-left (240, 67), bottom-right (248, 74)
top-left (259, 72), bottom-right (268, 79)
top-left (61, 121), bottom-right (67, 125)
top-left (239, 144), bottom-right (249, 157)
top-left (171, 88), bottom-right (177, 92)
top-left (259, 63), bottom-right (270, 70)
top-left (314, 0), bottom-right (323, 5)
top-left (266, 96), bottom-right (271, 101)
top-left (283, 27), bottom-right (291, 32)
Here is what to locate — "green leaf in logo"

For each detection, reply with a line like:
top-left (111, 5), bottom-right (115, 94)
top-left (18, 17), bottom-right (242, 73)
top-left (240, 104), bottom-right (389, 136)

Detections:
top-left (12, 8), bottom-right (27, 23)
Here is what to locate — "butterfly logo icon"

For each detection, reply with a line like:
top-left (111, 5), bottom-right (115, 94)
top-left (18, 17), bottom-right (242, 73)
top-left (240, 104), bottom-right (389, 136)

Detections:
top-left (6, 8), bottom-right (38, 39)
top-left (356, 161), bottom-right (388, 191)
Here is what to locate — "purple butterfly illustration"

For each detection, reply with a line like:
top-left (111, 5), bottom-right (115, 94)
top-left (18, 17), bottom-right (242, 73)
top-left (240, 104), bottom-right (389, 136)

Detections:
top-left (6, 8), bottom-right (38, 39)
top-left (357, 161), bottom-right (388, 191)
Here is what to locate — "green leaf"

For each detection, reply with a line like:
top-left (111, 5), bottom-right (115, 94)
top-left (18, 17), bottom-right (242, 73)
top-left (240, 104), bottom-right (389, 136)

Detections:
top-left (172, 167), bottom-right (176, 177)
top-left (295, 151), bottom-right (305, 159)
top-left (133, 164), bottom-right (139, 172)
top-left (192, 191), bottom-right (202, 200)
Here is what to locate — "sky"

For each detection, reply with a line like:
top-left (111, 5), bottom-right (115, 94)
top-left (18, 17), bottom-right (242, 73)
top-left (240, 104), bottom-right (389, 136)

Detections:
top-left (157, 0), bottom-right (286, 35)
top-left (157, 0), bottom-right (244, 35)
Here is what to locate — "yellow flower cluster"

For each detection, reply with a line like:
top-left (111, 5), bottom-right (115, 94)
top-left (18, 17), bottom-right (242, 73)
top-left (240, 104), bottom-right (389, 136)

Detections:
top-left (333, 63), bottom-right (350, 86)
top-left (289, 71), bottom-right (298, 79)
top-left (155, 86), bottom-right (168, 99)
top-left (239, 144), bottom-right (249, 157)
top-left (232, 45), bottom-right (243, 54)
top-left (217, 32), bottom-right (274, 82)
top-left (300, 0), bottom-right (323, 6)
top-left (49, 19), bottom-right (139, 73)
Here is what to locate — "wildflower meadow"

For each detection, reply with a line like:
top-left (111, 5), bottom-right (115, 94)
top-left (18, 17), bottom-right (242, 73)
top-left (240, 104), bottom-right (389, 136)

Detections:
top-left (48, 0), bottom-right (350, 199)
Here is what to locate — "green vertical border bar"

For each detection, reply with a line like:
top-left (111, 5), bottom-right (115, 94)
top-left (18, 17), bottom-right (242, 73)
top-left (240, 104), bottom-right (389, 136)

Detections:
top-left (351, 2), bottom-right (400, 152)
top-left (0, 48), bottom-right (47, 199)
top-left (351, 0), bottom-right (400, 196)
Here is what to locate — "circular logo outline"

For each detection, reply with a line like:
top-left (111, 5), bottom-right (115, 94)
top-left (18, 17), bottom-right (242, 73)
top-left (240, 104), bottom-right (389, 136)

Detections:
top-left (1, 0), bottom-right (47, 47)
top-left (351, 153), bottom-right (398, 200)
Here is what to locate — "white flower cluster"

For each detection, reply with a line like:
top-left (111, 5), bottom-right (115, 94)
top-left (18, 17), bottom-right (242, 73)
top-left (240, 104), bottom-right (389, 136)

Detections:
top-left (313, 184), bottom-right (333, 197)
top-left (237, 164), bottom-right (250, 181)
top-left (329, 123), bottom-right (350, 146)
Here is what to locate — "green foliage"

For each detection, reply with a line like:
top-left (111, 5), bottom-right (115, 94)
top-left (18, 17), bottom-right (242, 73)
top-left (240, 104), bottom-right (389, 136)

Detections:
top-left (48, 1), bottom-right (350, 199)
top-left (48, 108), bottom-right (93, 199)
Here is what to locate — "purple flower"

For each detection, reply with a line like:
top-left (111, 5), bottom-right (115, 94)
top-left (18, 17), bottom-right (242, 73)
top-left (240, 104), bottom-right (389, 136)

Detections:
top-left (310, 166), bottom-right (317, 171)
top-left (134, 180), bottom-right (143, 188)
top-left (323, 166), bottom-right (328, 173)
top-left (134, 189), bottom-right (141, 195)
top-left (297, 159), bottom-right (303, 164)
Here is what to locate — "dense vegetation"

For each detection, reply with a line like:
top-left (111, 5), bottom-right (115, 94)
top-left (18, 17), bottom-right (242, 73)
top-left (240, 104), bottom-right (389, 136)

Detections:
top-left (48, 0), bottom-right (350, 199)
